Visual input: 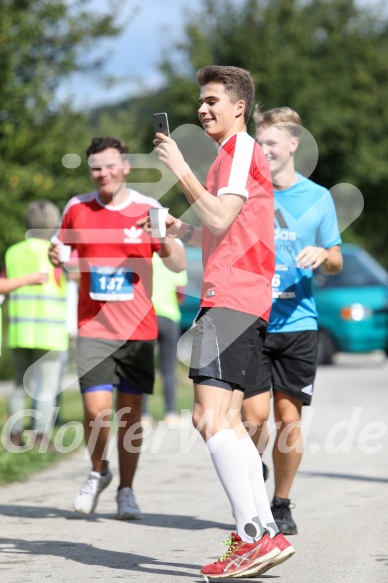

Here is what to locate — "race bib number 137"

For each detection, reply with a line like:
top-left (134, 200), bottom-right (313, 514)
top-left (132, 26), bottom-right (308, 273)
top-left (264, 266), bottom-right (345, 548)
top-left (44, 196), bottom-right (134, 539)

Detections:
top-left (89, 266), bottom-right (134, 301)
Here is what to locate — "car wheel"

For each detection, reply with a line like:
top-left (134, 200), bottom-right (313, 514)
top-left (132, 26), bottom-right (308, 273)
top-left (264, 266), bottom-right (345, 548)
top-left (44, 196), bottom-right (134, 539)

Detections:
top-left (317, 329), bottom-right (336, 365)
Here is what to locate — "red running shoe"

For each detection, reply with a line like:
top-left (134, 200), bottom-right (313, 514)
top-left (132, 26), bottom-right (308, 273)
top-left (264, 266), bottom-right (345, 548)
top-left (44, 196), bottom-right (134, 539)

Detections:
top-left (238, 532), bottom-right (295, 578)
top-left (200, 531), bottom-right (280, 580)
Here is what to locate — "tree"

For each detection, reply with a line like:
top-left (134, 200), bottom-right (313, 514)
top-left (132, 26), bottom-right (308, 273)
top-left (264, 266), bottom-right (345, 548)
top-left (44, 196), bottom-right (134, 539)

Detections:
top-left (123, 0), bottom-right (388, 265)
top-left (0, 0), bottom-right (129, 259)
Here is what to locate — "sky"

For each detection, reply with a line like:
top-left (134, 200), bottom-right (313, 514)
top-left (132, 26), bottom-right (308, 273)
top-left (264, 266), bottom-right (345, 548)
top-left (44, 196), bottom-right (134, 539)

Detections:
top-left (58, 0), bottom-right (382, 109)
top-left (58, 0), bottom-right (195, 108)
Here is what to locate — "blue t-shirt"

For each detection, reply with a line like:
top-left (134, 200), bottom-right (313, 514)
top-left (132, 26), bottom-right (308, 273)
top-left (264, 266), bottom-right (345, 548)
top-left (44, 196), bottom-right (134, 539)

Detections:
top-left (268, 173), bottom-right (341, 333)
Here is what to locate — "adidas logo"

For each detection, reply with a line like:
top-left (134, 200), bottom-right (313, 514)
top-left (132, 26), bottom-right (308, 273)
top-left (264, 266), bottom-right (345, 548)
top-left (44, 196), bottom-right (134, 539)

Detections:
top-left (124, 227), bottom-right (143, 243)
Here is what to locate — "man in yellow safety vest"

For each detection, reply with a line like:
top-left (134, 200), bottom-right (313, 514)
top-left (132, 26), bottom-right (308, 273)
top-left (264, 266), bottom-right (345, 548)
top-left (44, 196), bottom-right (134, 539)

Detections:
top-left (4, 200), bottom-right (68, 450)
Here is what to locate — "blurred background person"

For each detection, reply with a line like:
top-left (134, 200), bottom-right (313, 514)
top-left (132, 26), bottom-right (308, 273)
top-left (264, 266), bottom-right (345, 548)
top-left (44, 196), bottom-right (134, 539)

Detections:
top-left (4, 200), bottom-right (68, 449)
top-left (142, 250), bottom-right (188, 424)
top-left (53, 249), bottom-right (80, 426)
top-left (0, 273), bottom-right (49, 354)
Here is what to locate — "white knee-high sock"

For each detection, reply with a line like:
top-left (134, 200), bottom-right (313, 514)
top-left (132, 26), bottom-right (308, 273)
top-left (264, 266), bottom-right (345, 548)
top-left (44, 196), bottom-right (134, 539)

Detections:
top-left (239, 435), bottom-right (279, 537)
top-left (206, 429), bottom-right (263, 542)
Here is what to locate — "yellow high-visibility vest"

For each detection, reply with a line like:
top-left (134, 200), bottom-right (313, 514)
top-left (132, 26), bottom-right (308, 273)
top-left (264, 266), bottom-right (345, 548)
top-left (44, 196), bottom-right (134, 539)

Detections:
top-left (5, 238), bottom-right (68, 351)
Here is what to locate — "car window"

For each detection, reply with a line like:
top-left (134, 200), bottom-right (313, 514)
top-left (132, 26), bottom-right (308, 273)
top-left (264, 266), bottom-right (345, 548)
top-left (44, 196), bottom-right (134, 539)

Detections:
top-left (314, 248), bottom-right (388, 289)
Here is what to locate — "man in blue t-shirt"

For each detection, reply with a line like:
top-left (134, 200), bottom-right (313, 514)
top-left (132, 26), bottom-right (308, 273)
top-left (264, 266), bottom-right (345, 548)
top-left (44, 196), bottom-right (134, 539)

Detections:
top-left (242, 107), bottom-right (343, 535)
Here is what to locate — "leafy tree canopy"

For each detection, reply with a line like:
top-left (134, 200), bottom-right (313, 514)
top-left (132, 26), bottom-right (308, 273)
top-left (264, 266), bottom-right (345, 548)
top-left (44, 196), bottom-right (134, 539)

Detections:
top-left (1, 0), bottom-right (388, 266)
top-left (0, 0), bottom-right (128, 259)
top-left (120, 0), bottom-right (388, 264)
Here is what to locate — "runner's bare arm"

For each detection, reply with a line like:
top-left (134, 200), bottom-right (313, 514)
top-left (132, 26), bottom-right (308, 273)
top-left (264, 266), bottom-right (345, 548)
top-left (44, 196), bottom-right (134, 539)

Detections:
top-left (154, 134), bottom-right (244, 236)
top-left (296, 245), bottom-right (342, 273)
top-left (158, 237), bottom-right (187, 273)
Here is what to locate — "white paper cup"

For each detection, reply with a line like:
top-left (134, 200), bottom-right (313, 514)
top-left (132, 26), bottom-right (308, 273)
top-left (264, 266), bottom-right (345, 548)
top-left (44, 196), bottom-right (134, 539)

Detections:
top-left (149, 207), bottom-right (169, 238)
top-left (59, 244), bottom-right (72, 262)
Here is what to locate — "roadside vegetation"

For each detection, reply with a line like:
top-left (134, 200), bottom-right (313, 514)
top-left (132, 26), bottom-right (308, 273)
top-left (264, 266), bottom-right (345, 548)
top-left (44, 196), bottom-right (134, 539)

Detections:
top-left (0, 363), bottom-right (193, 486)
top-left (1, 0), bottom-right (387, 270)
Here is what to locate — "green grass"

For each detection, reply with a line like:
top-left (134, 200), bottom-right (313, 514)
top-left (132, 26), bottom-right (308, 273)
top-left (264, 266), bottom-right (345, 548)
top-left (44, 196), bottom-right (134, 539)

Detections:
top-left (0, 363), bottom-right (193, 486)
top-left (0, 390), bottom-right (84, 486)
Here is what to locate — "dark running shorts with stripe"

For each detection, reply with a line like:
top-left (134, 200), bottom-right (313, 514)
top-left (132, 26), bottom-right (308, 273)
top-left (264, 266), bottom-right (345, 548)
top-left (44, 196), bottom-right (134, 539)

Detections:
top-left (76, 336), bottom-right (155, 394)
top-left (243, 330), bottom-right (318, 405)
top-left (189, 307), bottom-right (267, 391)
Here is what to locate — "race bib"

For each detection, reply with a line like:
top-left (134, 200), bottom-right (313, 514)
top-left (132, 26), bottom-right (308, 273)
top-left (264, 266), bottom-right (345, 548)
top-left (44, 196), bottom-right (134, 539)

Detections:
top-left (272, 264), bottom-right (297, 299)
top-left (89, 266), bottom-right (134, 301)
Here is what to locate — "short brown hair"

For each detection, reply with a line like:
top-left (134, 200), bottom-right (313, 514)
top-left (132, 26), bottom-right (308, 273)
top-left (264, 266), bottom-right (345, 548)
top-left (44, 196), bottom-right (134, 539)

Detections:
top-left (197, 66), bottom-right (255, 125)
top-left (86, 136), bottom-right (129, 157)
top-left (253, 106), bottom-right (302, 138)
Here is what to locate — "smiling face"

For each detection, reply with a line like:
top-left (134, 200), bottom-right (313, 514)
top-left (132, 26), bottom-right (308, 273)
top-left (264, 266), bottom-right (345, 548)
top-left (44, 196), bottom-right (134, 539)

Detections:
top-left (198, 82), bottom-right (245, 144)
top-left (255, 124), bottom-right (299, 188)
top-left (88, 148), bottom-right (130, 203)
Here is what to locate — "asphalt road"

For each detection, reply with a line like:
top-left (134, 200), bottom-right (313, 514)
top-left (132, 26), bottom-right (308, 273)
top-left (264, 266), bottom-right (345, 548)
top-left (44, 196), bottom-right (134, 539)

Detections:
top-left (0, 352), bottom-right (387, 582)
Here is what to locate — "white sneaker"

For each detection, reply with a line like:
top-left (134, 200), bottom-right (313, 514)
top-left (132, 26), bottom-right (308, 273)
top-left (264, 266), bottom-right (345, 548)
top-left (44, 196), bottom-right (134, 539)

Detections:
top-left (141, 414), bottom-right (154, 426)
top-left (116, 487), bottom-right (142, 520)
top-left (163, 413), bottom-right (182, 426)
top-left (73, 467), bottom-right (113, 515)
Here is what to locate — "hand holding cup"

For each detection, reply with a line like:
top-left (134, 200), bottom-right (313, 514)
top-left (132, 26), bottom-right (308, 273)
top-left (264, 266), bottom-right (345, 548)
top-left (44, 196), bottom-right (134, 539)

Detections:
top-left (58, 244), bottom-right (72, 263)
top-left (149, 207), bottom-right (169, 238)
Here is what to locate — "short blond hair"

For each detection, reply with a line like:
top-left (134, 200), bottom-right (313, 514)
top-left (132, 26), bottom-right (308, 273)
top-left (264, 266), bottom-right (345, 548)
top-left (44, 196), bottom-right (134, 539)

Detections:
top-left (253, 106), bottom-right (302, 138)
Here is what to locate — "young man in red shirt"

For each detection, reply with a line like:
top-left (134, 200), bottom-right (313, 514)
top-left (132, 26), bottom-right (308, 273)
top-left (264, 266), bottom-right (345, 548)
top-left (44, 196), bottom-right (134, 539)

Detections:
top-left (153, 66), bottom-right (294, 580)
top-left (49, 136), bottom-right (185, 520)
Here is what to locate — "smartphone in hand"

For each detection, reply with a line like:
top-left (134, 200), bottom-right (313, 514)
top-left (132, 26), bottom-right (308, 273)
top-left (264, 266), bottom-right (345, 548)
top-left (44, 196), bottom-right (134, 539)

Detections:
top-left (153, 112), bottom-right (170, 137)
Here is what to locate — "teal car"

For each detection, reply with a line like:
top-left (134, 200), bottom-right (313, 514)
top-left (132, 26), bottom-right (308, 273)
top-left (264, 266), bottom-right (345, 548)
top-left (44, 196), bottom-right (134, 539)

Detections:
top-left (180, 246), bottom-right (203, 331)
top-left (313, 244), bottom-right (388, 363)
top-left (180, 244), bottom-right (388, 365)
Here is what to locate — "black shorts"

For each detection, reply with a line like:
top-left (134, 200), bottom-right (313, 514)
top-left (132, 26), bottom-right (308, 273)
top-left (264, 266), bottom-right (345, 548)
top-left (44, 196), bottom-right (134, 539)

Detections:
top-left (243, 330), bottom-right (318, 405)
top-left (189, 308), bottom-right (267, 391)
top-left (77, 337), bottom-right (155, 395)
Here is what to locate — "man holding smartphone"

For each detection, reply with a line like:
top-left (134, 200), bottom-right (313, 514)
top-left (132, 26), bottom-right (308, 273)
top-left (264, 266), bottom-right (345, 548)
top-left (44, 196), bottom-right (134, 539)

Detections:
top-left (153, 66), bottom-right (294, 580)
